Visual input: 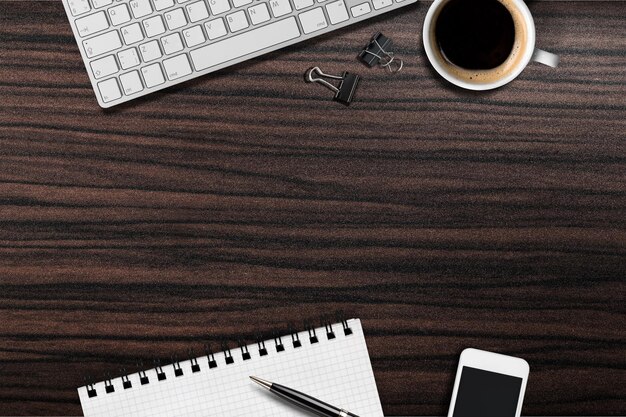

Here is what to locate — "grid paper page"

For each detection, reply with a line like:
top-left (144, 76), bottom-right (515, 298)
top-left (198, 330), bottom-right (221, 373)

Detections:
top-left (78, 319), bottom-right (383, 417)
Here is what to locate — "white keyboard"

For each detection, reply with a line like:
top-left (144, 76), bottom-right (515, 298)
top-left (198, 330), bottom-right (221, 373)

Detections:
top-left (62, 0), bottom-right (416, 108)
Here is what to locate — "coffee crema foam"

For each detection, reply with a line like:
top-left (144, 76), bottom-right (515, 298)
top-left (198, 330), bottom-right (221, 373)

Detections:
top-left (429, 0), bottom-right (529, 84)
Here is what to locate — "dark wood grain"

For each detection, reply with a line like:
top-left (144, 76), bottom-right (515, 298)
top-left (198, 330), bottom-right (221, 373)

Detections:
top-left (0, 0), bottom-right (625, 415)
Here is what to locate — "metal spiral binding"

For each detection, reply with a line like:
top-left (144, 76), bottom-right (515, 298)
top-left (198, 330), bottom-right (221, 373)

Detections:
top-left (337, 311), bottom-right (353, 335)
top-left (289, 323), bottom-right (302, 348)
top-left (121, 369), bottom-right (132, 389)
top-left (205, 344), bottom-right (218, 369)
top-left (85, 376), bottom-right (97, 398)
top-left (138, 360), bottom-right (149, 385)
top-left (87, 313), bottom-right (353, 398)
top-left (238, 340), bottom-right (252, 360)
top-left (172, 355), bottom-right (184, 377)
top-left (104, 373), bottom-right (115, 394)
top-left (256, 333), bottom-right (268, 357)
top-left (273, 331), bottom-right (285, 352)
top-left (221, 341), bottom-right (235, 365)
top-left (323, 317), bottom-right (337, 340)
top-left (189, 349), bottom-right (201, 373)
top-left (305, 320), bottom-right (319, 344)
top-left (154, 359), bottom-right (166, 381)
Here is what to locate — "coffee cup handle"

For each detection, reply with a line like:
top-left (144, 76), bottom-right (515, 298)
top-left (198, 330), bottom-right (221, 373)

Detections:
top-left (532, 48), bottom-right (560, 68)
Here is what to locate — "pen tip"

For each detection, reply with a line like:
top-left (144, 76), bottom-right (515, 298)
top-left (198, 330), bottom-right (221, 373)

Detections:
top-left (250, 376), bottom-right (272, 390)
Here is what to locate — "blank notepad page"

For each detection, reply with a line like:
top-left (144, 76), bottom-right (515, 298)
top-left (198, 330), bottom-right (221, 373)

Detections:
top-left (78, 319), bottom-right (384, 417)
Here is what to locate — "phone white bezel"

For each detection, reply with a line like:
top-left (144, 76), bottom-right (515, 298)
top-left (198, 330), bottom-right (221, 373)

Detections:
top-left (447, 348), bottom-right (530, 417)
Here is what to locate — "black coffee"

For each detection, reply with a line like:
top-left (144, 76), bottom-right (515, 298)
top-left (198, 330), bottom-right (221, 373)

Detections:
top-left (436, 0), bottom-right (516, 70)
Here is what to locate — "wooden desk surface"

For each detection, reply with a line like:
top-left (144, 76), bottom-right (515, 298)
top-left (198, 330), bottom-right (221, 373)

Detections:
top-left (1, 0), bottom-right (625, 415)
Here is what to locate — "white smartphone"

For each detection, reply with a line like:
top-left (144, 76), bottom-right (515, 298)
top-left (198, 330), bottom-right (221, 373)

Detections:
top-left (447, 348), bottom-right (530, 417)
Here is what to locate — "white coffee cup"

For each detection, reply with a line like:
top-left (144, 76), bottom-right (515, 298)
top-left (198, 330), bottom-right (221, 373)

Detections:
top-left (423, 0), bottom-right (559, 91)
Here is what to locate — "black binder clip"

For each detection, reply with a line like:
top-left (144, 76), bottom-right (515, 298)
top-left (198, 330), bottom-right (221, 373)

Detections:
top-left (358, 32), bottom-right (403, 73)
top-left (305, 66), bottom-right (360, 106)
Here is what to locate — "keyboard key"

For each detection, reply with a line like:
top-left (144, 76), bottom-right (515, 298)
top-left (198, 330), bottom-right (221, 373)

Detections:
top-left (350, 2), bottom-right (370, 17)
top-left (141, 63), bottom-right (166, 87)
top-left (83, 30), bottom-right (122, 58)
top-left (186, 1), bottom-right (210, 22)
top-left (325, 0), bottom-right (348, 24)
top-left (269, 0), bottom-right (292, 17)
top-left (161, 32), bottom-right (184, 54)
top-left (165, 8), bottom-right (187, 30)
top-left (120, 70), bottom-right (144, 95)
top-left (248, 3), bottom-right (271, 25)
top-left (208, 0), bottom-right (231, 15)
top-left (233, 0), bottom-right (253, 7)
top-left (75, 11), bottom-right (109, 37)
top-left (372, 0), bottom-right (392, 9)
top-left (92, 0), bottom-right (113, 8)
top-left (163, 54), bottom-right (193, 80)
top-left (90, 55), bottom-right (119, 79)
top-left (109, 4), bottom-right (132, 25)
top-left (154, 0), bottom-right (175, 10)
top-left (68, 0), bottom-right (91, 16)
top-left (98, 78), bottom-right (122, 102)
top-left (204, 18), bottom-right (227, 40)
top-left (226, 10), bottom-right (249, 32)
top-left (191, 17), bottom-right (300, 71)
top-left (121, 22), bottom-right (145, 44)
top-left (118, 47), bottom-right (141, 69)
top-left (183, 25), bottom-right (206, 47)
top-left (139, 40), bottom-right (163, 61)
top-left (293, 0), bottom-right (314, 10)
top-left (130, 0), bottom-right (153, 18)
top-left (143, 15), bottom-right (166, 37)
top-left (298, 7), bottom-right (327, 34)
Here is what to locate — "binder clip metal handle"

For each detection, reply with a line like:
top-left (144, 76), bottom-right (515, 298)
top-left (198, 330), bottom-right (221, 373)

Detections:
top-left (305, 67), bottom-right (360, 106)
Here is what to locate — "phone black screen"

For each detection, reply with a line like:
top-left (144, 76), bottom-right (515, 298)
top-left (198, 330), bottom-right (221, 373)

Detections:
top-left (452, 366), bottom-right (523, 417)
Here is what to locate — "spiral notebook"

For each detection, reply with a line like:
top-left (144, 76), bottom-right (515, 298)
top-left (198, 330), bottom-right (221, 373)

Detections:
top-left (78, 318), bottom-right (383, 417)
